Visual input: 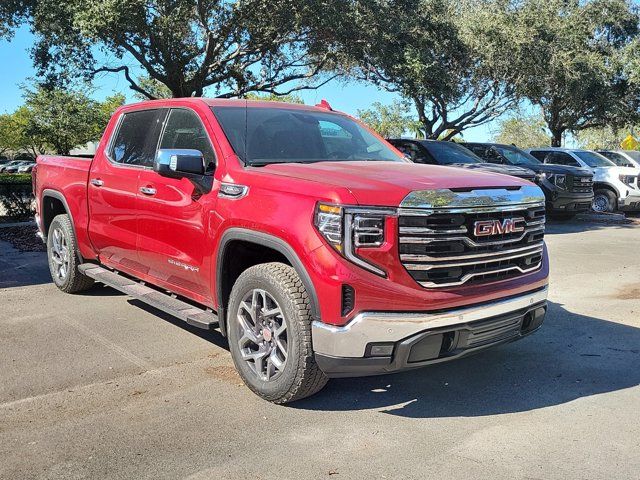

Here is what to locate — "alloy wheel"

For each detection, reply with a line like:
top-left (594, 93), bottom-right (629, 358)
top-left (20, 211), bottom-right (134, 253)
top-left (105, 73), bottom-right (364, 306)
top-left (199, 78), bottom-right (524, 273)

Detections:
top-left (236, 288), bottom-right (288, 382)
top-left (50, 227), bottom-right (70, 281)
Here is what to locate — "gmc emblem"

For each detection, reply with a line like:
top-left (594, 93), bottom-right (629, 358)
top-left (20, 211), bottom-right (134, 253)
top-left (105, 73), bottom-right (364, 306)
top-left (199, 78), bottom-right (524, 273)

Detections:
top-left (474, 217), bottom-right (525, 237)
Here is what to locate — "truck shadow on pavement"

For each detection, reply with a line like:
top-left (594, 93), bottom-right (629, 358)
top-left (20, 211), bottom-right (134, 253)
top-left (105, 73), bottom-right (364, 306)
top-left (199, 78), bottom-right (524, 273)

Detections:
top-left (296, 301), bottom-right (640, 417)
top-left (545, 218), bottom-right (639, 235)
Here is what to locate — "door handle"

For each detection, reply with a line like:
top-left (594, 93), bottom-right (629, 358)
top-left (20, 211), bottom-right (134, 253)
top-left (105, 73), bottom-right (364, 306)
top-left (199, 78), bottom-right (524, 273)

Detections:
top-left (140, 186), bottom-right (157, 196)
top-left (90, 178), bottom-right (104, 187)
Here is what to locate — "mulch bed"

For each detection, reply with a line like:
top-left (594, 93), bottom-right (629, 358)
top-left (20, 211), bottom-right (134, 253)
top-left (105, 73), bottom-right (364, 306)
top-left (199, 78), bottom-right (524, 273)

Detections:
top-left (0, 225), bottom-right (46, 252)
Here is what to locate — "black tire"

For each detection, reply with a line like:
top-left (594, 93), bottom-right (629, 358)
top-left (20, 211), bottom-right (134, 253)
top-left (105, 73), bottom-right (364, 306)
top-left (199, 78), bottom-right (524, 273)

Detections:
top-left (592, 189), bottom-right (617, 213)
top-left (47, 214), bottom-right (94, 293)
top-left (227, 262), bottom-right (328, 403)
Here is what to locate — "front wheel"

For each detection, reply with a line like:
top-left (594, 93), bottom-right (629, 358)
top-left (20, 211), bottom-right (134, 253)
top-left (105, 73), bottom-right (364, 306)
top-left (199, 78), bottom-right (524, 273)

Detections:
top-left (227, 262), bottom-right (328, 404)
top-left (592, 189), bottom-right (617, 213)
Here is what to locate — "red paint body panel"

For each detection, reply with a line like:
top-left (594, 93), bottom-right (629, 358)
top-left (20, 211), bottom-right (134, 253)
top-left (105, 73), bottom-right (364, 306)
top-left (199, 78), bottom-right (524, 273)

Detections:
top-left (34, 98), bottom-right (549, 329)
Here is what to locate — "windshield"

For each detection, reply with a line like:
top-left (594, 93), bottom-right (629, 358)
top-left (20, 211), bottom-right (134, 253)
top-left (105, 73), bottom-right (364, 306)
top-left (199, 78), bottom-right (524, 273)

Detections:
top-left (599, 151), bottom-right (634, 167)
top-left (574, 151), bottom-right (615, 168)
top-left (211, 106), bottom-right (403, 165)
top-left (493, 146), bottom-right (541, 166)
top-left (422, 141), bottom-right (480, 165)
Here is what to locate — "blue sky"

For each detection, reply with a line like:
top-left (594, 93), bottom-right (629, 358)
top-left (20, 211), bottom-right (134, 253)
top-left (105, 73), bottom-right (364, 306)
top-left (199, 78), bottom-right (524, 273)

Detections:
top-left (0, 26), bottom-right (494, 142)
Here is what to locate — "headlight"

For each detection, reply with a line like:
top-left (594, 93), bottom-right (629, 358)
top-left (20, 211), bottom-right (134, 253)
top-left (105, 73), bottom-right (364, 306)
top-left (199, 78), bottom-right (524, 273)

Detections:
top-left (314, 203), bottom-right (389, 276)
top-left (542, 173), bottom-right (566, 189)
top-left (619, 174), bottom-right (636, 186)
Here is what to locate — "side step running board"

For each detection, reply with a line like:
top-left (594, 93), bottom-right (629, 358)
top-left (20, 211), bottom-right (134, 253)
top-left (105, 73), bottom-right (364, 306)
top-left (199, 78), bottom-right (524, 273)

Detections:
top-left (79, 264), bottom-right (219, 330)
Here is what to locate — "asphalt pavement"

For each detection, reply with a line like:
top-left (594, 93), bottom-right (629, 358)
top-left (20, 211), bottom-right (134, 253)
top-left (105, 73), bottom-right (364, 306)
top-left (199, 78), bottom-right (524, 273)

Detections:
top-left (1, 218), bottom-right (639, 479)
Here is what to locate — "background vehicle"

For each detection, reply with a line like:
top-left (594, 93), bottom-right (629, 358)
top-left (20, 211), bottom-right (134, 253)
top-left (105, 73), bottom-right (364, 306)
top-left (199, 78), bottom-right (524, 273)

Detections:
top-left (462, 143), bottom-right (593, 219)
top-left (0, 160), bottom-right (29, 173)
top-left (34, 99), bottom-right (549, 403)
top-left (597, 150), bottom-right (640, 172)
top-left (387, 138), bottom-right (536, 182)
top-left (527, 147), bottom-right (640, 213)
top-left (17, 161), bottom-right (36, 173)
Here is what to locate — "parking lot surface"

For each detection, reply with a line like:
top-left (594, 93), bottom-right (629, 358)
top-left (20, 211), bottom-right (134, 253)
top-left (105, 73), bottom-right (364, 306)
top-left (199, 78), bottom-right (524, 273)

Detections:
top-left (1, 219), bottom-right (639, 479)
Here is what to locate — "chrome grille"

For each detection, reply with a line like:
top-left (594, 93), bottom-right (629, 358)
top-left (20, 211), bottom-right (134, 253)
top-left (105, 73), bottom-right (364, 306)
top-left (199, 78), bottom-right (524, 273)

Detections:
top-left (568, 174), bottom-right (593, 193)
top-left (399, 204), bottom-right (545, 288)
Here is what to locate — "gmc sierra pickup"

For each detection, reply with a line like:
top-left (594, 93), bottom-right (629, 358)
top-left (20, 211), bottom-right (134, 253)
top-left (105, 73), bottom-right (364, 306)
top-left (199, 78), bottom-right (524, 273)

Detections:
top-left (34, 99), bottom-right (549, 403)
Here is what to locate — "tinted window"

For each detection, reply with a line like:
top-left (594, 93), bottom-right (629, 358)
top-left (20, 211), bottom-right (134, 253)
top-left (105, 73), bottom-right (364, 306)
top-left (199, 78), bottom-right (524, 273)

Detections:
top-left (110, 109), bottom-right (167, 167)
top-left (529, 150), bottom-right (549, 162)
top-left (574, 151), bottom-right (615, 168)
top-left (391, 141), bottom-right (435, 164)
top-left (494, 146), bottom-right (541, 166)
top-left (538, 151), bottom-right (580, 167)
top-left (160, 109), bottom-right (216, 173)
top-left (212, 106), bottom-right (402, 165)
top-left (597, 151), bottom-right (633, 168)
top-left (421, 142), bottom-right (481, 165)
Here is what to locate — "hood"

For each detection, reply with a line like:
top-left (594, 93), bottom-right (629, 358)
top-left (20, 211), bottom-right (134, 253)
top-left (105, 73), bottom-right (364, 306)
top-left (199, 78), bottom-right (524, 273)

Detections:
top-left (590, 165), bottom-right (636, 179)
top-left (527, 163), bottom-right (592, 176)
top-left (452, 162), bottom-right (535, 178)
top-left (257, 160), bottom-right (530, 206)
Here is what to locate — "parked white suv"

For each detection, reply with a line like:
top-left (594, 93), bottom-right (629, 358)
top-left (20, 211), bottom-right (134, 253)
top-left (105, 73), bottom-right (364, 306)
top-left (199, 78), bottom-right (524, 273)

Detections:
top-left (526, 148), bottom-right (640, 213)
top-left (596, 150), bottom-right (640, 171)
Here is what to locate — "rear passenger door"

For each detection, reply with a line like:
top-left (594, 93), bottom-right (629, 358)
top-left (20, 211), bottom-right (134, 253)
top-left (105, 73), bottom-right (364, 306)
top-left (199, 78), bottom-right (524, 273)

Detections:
top-left (88, 108), bottom-right (167, 273)
top-left (135, 107), bottom-right (217, 302)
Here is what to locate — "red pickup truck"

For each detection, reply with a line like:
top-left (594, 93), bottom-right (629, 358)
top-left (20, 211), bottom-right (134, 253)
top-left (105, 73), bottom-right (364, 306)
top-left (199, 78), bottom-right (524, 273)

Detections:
top-left (33, 98), bottom-right (549, 403)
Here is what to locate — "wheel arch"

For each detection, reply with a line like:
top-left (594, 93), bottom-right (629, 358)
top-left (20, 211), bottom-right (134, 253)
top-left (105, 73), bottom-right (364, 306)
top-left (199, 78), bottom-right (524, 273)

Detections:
top-left (41, 189), bottom-right (82, 261)
top-left (592, 182), bottom-right (620, 198)
top-left (216, 228), bottom-right (320, 337)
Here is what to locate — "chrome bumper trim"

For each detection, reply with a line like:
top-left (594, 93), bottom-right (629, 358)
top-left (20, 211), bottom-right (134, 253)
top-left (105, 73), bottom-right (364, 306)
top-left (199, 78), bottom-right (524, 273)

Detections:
top-left (311, 286), bottom-right (548, 358)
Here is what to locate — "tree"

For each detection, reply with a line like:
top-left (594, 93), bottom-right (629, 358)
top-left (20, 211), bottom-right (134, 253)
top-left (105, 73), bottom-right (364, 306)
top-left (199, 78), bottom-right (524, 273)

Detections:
top-left (356, 100), bottom-right (414, 138)
top-left (0, 0), bottom-right (35, 39)
top-left (27, 0), bottom-right (346, 99)
top-left (18, 88), bottom-right (125, 155)
top-left (341, 0), bottom-right (519, 140)
top-left (132, 77), bottom-right (172, 101)
top-left (243, 93), bottom-right (304, 104)
top-left (574, 125), bottom-right (639, 150)
top-left (492, 113), bottom-right (551, 148)
top-left (509, 0), bottom-right (640, 146)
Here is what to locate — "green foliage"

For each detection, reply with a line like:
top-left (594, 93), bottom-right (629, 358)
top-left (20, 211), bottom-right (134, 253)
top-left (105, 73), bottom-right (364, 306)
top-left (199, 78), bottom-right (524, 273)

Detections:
top-left (341, 0), bottom-right (519, 139)
top-left (28, 0), bottom-right (346, 98)
top-left (356, 100), bottom-right (414, 138)
top-left (133, 77), bottom-right (172, 101)
top-left (574, 126), bottom-right (640, 150)
top-left (243, 93), bottom-right (304, 104)
top-left (0, 173), bottom-right (32, 184)
top-left (508, 0), bottom-right (640, 146)
top-left (1, 88), bottom-right (126, 156)
top-left (22, 88), bottom-right (104, 155)
top-left (493, 114), bottom-right (551, 148)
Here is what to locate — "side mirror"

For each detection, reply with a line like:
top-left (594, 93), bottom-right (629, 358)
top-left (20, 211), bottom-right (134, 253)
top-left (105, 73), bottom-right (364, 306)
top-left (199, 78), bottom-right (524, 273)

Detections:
top-left (154, 149), bottom-right (205, 178)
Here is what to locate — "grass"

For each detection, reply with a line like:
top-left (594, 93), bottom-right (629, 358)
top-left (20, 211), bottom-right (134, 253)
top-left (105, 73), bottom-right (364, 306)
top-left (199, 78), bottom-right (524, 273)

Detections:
top-left (0, 173), bottom-right (32, 185)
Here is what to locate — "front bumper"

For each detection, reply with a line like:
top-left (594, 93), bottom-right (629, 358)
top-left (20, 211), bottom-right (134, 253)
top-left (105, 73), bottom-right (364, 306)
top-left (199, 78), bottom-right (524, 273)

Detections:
top-left (619, 190), bottom-right (640, 211)
top-left (547, 192), bottom-right (593, 213)
top-left (312, 286), bottom-right (548, 377)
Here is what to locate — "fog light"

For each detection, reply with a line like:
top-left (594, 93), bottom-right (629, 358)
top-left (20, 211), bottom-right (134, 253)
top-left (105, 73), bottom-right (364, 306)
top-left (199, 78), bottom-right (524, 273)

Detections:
top-left (368, 343), bottom-right (394, 357)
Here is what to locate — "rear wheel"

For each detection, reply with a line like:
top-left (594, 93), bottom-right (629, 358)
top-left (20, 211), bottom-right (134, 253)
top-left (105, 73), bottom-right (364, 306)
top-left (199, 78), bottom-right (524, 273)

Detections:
top-left (47, 214), bottom-right (94, 293)
top-left (227, 262), bottom-right (328, 403)
top-left (592, 189), bottom-right (617, 213)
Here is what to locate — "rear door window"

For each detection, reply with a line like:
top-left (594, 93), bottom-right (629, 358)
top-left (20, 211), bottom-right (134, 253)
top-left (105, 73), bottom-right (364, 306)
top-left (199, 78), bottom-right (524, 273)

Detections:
top-left (110, 109), bottom-right (167, 167)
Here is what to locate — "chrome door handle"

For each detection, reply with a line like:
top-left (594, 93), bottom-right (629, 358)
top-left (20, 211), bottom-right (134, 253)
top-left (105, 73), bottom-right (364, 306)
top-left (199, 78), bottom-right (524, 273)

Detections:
top-left (140, 187), bottom-right (157, 195)
top-left (90, 178), bottom-right (104, 187)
